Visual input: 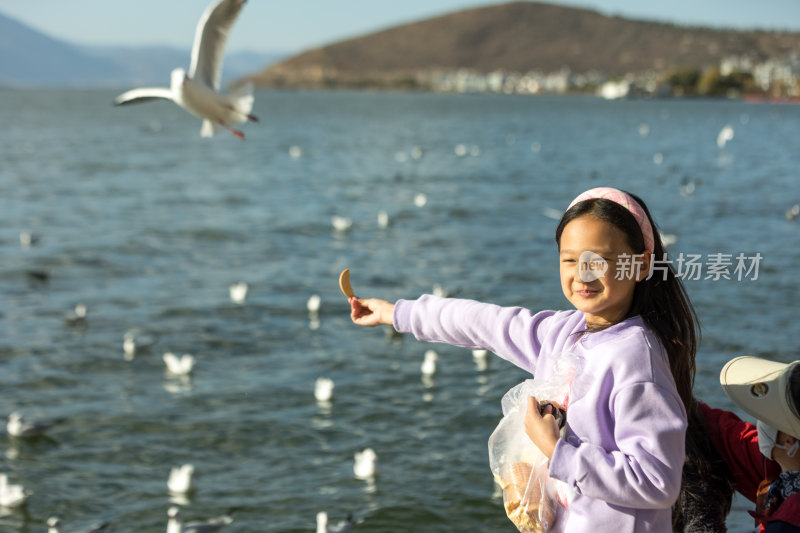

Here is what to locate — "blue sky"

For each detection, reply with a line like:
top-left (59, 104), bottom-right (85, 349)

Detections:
top-left (2, 0), bottom-right (799, 53)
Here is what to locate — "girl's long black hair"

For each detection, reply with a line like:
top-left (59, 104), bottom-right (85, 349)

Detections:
top-left (556, 192), bottom-right (734, 529)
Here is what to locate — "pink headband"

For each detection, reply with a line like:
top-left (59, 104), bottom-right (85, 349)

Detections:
top-left (567, 187), bottom-right (655, 253)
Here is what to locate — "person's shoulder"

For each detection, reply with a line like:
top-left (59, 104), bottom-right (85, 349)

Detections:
top-left (533, 309), bottom-right (584, 335)
top-left (581, 318), bottom-right (671, 384)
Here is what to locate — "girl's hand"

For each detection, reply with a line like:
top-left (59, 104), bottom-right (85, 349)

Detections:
top-left (524, 396), bottom-right (561, 459)
top-left (350, 297), bottom-right (395, 327)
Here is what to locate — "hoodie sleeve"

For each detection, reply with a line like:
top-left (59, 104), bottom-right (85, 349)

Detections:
top-left (393, 295), bottom-right (557, 372)
top-left (549, 381), bottom-right (687, 509)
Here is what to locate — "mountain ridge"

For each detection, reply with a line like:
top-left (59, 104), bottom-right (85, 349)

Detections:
top-left (248, 1), bottom-right (800, 90)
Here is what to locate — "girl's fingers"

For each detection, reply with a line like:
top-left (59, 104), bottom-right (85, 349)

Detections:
top-left (528, 396), bottom-right (542, 419)
top-left (350, 297), bottom-right (366, 319)
top-left (350, 298), bottom-right (377, 324)
top-left (348, 297), bottom-right (394, 327)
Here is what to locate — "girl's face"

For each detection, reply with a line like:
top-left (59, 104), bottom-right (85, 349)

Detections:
top-left (559, 215), bottom-right (650, 327)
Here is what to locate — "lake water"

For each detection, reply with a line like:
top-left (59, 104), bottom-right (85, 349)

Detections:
top-left (0, 89), bottom-right (798, 532)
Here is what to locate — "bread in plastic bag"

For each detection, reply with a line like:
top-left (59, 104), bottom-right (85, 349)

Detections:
top-left (488, 351), bottom-right (582, 532)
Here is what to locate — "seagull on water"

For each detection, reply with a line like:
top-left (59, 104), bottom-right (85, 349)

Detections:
top-left (307, 294), bottom-right (322, 315)
top-left (163, 353), bottom-right (196, 376)
top-left (19, 231), bottom-right (40, 248)
top-left (377, 210), bottom-right (390, 228)
top-left (421, 349), bottom-right (438, 377)
top-left (331, 216), bottom-right (353, 233)
top-left (167, 506), bottom-right (233, 533)
top-left (7, 412), bottom-right (64, 438)
top-left (123, 329), bottom-right (158, 359)
top-left (168, 464), bottom-right (195, 494)
top-left (64, 303), bottom-right (88, 326)
top-left (316, 512), bottom-right (354, 533)
top-left (47, 516), bottom-right (109, 533)
top-left (472, 349), bottom-right (489, 371)
top-left (315, 377), bottom-right (334, 403)
top-left (431, 284), bottom-right (450, 298)
top-left (0, 473), bottom-right (32, 508)
top-left (716, 124), bottom-right (735, 149)
top-left (114, 0), bottom-right (257, 140)
top-left (229, 282), bottom-right (248, 304)
top-left (353, 448), bottom-right (378, 480)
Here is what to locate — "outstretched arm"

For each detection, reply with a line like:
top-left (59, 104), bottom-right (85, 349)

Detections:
top-left (347, 289), bottom-right (560, 375)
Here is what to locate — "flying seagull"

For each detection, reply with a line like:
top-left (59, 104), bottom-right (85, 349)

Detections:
top-left (114, 0), bottom-right (257, 139)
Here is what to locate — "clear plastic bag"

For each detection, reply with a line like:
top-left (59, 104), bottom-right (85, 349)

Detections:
top-left (488, 352), bottom-right (581, 532)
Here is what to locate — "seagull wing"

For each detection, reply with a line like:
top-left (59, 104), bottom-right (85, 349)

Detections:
top-left (12, 416), bottom-right (64, 436)
top-left (331, 521), bottom-right (353, 533)
top-left (163, 352), bottom-right (179, 372)
top-left (180, 355), bottom-right (196, 373)
top-left (114, 87), bottom-right (175, 106)
top-left (188, 0), bottom-right (246, 91)
top-left (182, 516), bottom-right (233, 533)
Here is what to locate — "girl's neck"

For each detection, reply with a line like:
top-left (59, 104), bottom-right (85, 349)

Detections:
top-left (584, 312), bottom-right (634, 331)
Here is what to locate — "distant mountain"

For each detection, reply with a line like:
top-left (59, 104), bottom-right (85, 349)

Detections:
top-left (249, 1), bottom-right (800, 89)
top-left (0, 12), bottom-right (285, 88)
top-left (0, 12), bottom-right (125, 86)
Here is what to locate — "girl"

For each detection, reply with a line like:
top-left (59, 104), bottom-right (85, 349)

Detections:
top-left (348, 187), bottom-right (697, 532)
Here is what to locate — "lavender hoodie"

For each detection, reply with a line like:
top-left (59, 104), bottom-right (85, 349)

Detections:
top-left (393, 295), bottom-right (687, 533)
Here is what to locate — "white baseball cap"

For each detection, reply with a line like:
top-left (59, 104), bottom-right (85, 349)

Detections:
top-left (720, 356), bottom-right (800, 438)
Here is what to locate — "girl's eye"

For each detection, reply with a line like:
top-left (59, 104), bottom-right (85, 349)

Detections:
top-left (561, 259), bottom-right (576, 263)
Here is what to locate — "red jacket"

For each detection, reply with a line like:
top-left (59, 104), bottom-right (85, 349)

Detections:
top-left (700, 402), bottom-right (800, 531)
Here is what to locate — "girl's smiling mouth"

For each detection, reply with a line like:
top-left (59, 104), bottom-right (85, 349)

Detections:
top-left (576, 288), bottom-right (599, 297)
